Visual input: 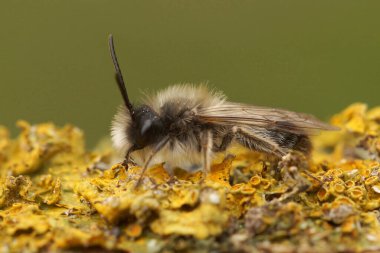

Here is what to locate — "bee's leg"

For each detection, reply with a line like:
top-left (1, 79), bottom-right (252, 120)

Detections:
top-left (121, 149), bottom-right (136, 168)
top-left (121, 154), bottom-right (130, 167)
top-left (122, 159), bottom-right (128, 167)
top-left (134, 136), bottom-right (170, 189)
top-left (233, 127), bottom-right (285, 157)
top-left (212, 131), bottom-right (235, 152)
top-left (200, 130), bottom-right (213, 180)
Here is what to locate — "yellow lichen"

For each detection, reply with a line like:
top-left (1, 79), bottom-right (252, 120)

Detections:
top-left (1, 103), bottom-right (380, 252)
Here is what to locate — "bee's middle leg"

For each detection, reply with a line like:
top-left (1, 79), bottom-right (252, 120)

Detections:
top-left (200, 130), bottom-right (213, 176)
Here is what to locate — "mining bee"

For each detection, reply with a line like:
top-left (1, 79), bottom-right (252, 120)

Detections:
top-left (108, 35), bottom-right (338, 187)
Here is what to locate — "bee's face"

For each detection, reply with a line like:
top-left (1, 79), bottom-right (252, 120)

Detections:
top-left (129, 105), bottom-right (165, 150)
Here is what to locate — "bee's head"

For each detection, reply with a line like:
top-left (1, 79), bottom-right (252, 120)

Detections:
top-left (111, 105), bottom-right (165, 157)
top-left (108, 35), bottom-right (165, 157)
top-left (129, 105), bottom-right (165, 151)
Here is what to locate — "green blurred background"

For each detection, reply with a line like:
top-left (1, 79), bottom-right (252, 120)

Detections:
top-left (1, 1), bottom-right (379, 147)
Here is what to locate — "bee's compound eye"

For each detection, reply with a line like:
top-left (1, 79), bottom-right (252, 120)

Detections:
top-left (132, 105), bottom-right (165, 149)
top-left (141, 119), bottom-right (153, 136)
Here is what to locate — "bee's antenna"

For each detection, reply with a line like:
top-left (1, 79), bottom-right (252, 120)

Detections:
top-left (108, 34), bottom-right (135, 117)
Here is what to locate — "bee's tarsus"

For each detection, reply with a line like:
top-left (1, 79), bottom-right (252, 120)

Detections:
top-left (121, 159), bottom-right (129, 168)
top-left (303, 170), bottom-right (323, 186)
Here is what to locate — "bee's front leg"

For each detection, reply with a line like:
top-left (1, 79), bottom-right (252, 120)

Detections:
top-left (122, 148), bottom-right (137, 168)
top-left (121, 159), bottom-right (129, 167)
top-left (122, 156), bottom-right (137, 168)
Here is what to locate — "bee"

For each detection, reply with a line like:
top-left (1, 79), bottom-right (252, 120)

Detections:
top-left (108, 35), bottom-right (338, 187)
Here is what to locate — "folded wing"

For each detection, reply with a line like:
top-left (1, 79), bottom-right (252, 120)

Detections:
top-left (198, 102), bottom-right (338, 135)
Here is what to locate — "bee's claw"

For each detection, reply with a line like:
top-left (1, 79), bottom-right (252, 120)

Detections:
top-left (121, 159), bottom-right (129, 168)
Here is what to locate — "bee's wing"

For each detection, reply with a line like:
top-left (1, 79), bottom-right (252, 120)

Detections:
top-left (198, 102), bottom-right (338, 135)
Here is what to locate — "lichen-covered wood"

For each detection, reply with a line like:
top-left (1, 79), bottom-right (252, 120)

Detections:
top-left (1, 103), bottom-right (380, 253)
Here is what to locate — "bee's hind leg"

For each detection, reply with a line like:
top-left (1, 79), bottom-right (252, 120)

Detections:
top-left (212, 130), bottom-right (235, 152)
top-left (234, 127), bottom-right (286, 157)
